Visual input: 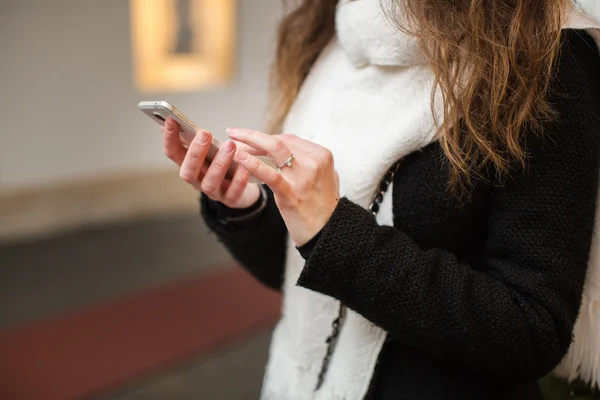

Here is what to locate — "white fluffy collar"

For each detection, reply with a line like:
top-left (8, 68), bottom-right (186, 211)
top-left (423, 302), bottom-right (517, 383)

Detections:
top-left (336, 0), bottom-right (425, 67)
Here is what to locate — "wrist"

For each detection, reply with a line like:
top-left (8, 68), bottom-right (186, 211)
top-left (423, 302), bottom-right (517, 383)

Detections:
top-left (291, 199), bottom-right (339, 246)
top-left (206, 185), bottom-right (267, 226)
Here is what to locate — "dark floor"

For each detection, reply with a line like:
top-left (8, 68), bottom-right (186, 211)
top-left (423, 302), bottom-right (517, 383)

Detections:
top-left (100, 329), bottom-right (271, 400)
top-left (0, 213), bottom-right (272, 399)
top-left (0, 213), bottom-right (231, 328)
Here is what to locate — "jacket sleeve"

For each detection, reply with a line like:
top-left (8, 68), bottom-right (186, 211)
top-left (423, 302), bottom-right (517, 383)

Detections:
top-left (296, 30), bottom-right (600, 380)
top-left (201, 185), bottom-right (288, 291)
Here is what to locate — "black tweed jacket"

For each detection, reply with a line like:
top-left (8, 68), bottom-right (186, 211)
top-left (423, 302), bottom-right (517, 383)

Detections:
top-left (202, 30), bottom-right (600, 399)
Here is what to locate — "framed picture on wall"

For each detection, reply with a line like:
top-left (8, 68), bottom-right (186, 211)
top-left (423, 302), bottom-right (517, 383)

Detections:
top-left (130, 0), bottom-right (236, 92)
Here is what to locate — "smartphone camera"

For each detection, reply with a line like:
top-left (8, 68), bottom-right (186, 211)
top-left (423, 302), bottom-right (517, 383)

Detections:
top-left (152, 113), bottom-right (166, 122)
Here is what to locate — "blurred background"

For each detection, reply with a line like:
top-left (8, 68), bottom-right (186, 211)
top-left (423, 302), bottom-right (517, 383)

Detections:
top-left (0, 0), bottom-right (283, 399)
top-left (1, 1), bottom-right (599, 399)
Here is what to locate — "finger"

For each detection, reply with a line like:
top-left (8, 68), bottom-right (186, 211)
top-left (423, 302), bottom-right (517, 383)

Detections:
top-left (222, 164), bottom-right (250, 204)
top-left (232, 140), bottom-right (267, 156)
top-left (279, 133), bottom-right (314, 152)
top-left (201, 140), bottom-right (236, 197)
top-left (189, 163), bottom-right (209, 191)
top-left (179, 130), bottom-right (212, 185)
top-left (163, 119), bottom-right (186, 165)
top-left (281, 134), bottom-right (335, 172)
top-left (227, 128), bottom-right (292, 168)
top-left (235, 150), bottom-right (290, 194)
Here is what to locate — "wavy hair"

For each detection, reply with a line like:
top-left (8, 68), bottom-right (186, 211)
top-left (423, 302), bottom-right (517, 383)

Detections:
top-left (269, 0), bottom-right (567, 192)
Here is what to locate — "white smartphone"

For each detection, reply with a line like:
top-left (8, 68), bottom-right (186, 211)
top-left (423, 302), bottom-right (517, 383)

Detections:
top-left (138, 101), bottom-right (256, 182)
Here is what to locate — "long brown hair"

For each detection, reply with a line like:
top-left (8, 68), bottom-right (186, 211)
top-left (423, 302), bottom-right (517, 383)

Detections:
top-left (269, 0), bottom-right (567, 192)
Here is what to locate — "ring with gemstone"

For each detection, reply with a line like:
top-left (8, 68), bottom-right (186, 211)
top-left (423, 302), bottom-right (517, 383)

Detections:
top-left (278, 153), bottom-right (295, 169)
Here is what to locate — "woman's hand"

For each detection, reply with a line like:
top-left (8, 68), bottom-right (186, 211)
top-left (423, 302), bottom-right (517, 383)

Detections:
top-left (162, 119), bottom-right (261, 209)
top-left (227, 128), bottom-right (340, 246)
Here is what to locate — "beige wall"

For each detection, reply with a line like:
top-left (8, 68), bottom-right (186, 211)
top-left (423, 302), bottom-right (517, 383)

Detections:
top-left (0, 0), bottom-right (282, 192)
top-left (579, 0), bottom-right (600, 16)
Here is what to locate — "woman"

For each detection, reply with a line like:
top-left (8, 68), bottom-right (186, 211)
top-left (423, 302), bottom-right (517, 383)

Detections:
top-left (163, 0), bottom-right (600, 398)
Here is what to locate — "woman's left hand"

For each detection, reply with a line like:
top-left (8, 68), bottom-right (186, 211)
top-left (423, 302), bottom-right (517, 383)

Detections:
top-left (227, 128), bottom-right (340, 246)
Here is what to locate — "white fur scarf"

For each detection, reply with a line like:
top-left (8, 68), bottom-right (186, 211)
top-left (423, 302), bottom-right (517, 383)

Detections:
top-left (261, 1), bottom-right (600, 399)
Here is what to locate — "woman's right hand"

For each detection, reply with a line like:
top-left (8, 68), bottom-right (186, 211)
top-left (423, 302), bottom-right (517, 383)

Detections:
top-left (162, 118), bottom-right (261, 209)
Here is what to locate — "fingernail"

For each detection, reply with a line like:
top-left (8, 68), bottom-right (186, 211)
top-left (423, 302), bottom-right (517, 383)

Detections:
top-left (227, 127), bottom-right (241, 135)
top-left (223, 140), bottom-right (235, 154)
top-left (166, 120), bottom-right (175, 132)
top-left (236, 150), bottom-right (249, 161)
top-left (196, 130), bottom-right (211, 144)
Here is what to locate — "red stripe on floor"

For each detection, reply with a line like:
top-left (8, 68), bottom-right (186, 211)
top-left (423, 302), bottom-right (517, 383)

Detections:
top-left (0, 266), bottom-right (281, 400)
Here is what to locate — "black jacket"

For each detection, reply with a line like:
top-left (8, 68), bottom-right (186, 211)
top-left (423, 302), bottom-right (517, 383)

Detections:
top-left (201, 30), bottom-right (600, 399)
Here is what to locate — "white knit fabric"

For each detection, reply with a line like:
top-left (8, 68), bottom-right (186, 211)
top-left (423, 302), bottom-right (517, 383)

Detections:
top-left (260, 2), bottom-right (600, 399)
